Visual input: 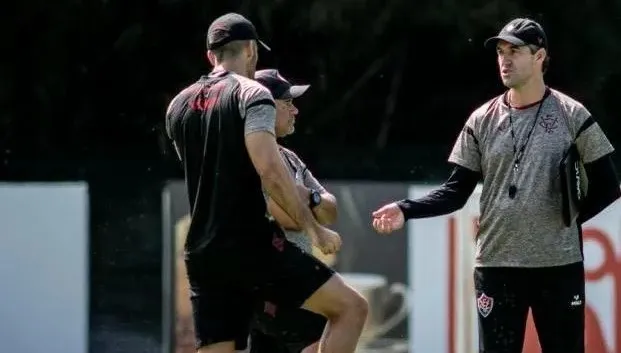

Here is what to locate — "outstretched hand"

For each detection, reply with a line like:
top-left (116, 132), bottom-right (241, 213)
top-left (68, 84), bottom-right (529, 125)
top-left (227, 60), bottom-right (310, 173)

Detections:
top-left (371, 202), bottom-right (405, 234)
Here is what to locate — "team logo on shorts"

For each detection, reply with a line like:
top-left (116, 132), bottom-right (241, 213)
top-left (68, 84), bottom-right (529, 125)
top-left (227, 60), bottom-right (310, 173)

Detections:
top-left (477, 293), bottom-right (494, 318)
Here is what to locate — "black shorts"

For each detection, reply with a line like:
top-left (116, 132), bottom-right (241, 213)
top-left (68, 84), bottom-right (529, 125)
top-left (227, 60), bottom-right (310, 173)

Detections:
top-left (185, 222), bottom-right (334, 350)
top-left (248, 304), bottom-right (326, 353)
top-left (474, 261), bottom-right (585, 353)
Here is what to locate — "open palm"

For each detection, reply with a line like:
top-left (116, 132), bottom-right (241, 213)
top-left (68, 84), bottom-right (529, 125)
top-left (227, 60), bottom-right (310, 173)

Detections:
top-left (371, 202), bottom-right (405, 234)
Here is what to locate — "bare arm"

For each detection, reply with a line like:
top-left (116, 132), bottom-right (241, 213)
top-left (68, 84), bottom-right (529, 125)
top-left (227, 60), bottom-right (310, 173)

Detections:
top-left (238, 79), bottom-right (321, 236)
top-left (299, 162), bottom-right (337, 224)
top-left (297, 184), bottom-right (338, 225)
top-left (267, 187), bottom-right (337, 230)
top-left (246, 131), bottom-right (320, 235)
top-left (313, 192), bottom-right (338, 225)
top-left (267, 198), bottom-right (299, 230)
top-left (266, 149), bottom-right (337, 228)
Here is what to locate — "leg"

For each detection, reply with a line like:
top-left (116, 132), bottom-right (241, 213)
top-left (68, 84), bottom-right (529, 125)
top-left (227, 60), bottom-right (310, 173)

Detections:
top-left (185, 258), bottom-right (254, 353)
top-left (192, 292), bottom-right (249, 353)
top-left (474, 267), bottom-right (530, 353)
top-left (248, 329), bottom-right (289, 353)
top-left (301, 275), bottom-right (368, 353)
top-left (249, 307), bottom-right (325, 353)
top-left (260, 228), bottom-right (368, 353)
top-left (530, 261), bottom-right (585, 353)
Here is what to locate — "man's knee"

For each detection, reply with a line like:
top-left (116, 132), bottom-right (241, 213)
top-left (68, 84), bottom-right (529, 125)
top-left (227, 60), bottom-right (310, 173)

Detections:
top-left (338, 287), bottom-right (368, 320)
top-left (302, 274), bottom-right (368, 321)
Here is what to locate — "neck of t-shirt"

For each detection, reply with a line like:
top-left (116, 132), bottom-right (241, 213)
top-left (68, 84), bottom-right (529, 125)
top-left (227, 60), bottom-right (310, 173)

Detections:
top-left (212, 63), bottom-right (250, 79)
top-left (506, 82), bottom-right (548, 110)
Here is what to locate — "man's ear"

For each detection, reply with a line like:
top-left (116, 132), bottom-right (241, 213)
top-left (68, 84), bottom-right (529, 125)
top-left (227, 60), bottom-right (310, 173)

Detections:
top-left (206, 50), bottom-right (217, 67)
top-left (537, 48), bottom-right (547, 62)
top-left (246, 40), bottom-right (257, 60)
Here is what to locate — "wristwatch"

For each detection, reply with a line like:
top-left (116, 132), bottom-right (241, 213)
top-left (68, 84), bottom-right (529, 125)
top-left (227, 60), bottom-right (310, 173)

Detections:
top-left (309, 189), bottom-right (322, 208)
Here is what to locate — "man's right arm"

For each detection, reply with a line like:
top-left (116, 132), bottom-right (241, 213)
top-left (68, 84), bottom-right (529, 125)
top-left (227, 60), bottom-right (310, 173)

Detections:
top-left (397, 110), bottom-right (483, 220)
top-left (241, 84), bottom-right (320, 236)
top-left (397, 165), bottom-right (480, 220)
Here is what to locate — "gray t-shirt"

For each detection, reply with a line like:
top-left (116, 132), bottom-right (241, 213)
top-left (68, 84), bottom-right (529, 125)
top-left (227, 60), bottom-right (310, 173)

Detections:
top-left (449, 88), bottom-right (615, 267)
top-left (265, 147), bottom-right (326, 253)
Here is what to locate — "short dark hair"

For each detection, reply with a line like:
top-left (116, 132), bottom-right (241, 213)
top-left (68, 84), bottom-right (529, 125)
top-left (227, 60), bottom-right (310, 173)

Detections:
top-left (209, 40), bottom-right (249, 62)
top-left (528, 45), bottom-right (550, 74)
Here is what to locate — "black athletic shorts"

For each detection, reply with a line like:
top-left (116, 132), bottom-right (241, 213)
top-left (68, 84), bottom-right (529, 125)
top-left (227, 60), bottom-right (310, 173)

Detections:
top-left (247, 304), bottom-right (327, 353)
top-left (474, 261), bottom-right (585, 353)
top-left (185, 221), bottom-right (334, 351)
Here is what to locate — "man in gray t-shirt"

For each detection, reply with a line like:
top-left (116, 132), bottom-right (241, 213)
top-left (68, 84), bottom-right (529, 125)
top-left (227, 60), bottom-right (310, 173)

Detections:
top-left (270, 145), bottom-right (332, 252)
top-left (249, 69), bottom-right (339, 353)
top-left (372, 18), bottom-right (620, 353)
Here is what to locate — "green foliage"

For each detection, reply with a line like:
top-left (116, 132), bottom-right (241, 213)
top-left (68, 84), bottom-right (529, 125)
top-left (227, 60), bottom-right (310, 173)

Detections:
top-left (3, 0), bottom-right (621, 179)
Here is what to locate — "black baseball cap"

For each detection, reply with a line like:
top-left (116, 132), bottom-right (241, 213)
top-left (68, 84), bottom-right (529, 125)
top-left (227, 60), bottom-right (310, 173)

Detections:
top-left (255, 69), bottom-right (310, 100)
top-left (484, 18), bottom-right (547, 49)
top-left (207, 13), bottom-right (270, 51)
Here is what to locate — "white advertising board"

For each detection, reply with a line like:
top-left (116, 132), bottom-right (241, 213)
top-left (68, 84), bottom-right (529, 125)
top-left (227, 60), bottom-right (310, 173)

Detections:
top-left (0, 183), bottom-right (90, 353)
top-left (408, 184), bottom-right (621, 353)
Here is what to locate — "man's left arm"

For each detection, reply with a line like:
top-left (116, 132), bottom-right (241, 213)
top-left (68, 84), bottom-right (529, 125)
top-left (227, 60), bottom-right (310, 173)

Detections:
top-left (574, 109), bottom-right (621, 223)
top-left (299, 167), bottom-right (337, 225)
top-left (579, 153), bottom-right (620, 224)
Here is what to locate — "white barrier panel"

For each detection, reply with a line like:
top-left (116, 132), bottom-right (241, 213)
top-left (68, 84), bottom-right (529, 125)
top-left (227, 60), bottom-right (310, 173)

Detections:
top-left (0, 183), bottom-right (89, 353)
top-left (408, 184), bottom-right (621, 353)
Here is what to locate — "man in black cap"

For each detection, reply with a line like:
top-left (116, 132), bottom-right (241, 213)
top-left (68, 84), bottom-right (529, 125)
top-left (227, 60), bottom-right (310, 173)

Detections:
top-left (245, 69), bottom-right (337, 353)
top-left (372, 18), bottom-right (619, 353)
top-left (166, 13), bottom-right (367, 353)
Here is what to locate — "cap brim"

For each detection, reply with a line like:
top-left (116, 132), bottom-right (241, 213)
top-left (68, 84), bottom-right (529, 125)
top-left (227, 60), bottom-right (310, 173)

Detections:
top-left (288, 84), bottom-right (310, 98)
top-left (258, 39), bottom-right (271, 51)
top-left (484, 35), bottom-right (526, 48)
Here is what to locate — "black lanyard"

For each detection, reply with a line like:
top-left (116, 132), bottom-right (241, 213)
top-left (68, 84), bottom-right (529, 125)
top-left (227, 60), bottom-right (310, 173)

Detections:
top-left (509, 102), bottom-right (544, 171)
top-left (507, 89), bottom-right (549, 198)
